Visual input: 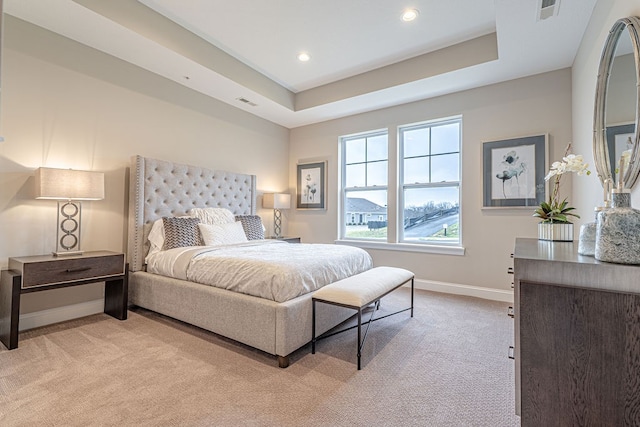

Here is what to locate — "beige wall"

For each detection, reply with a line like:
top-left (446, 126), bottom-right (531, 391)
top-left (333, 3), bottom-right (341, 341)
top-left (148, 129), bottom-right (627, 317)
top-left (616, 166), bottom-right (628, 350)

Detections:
top-left (0, 19), bottom-right (289, 314)
top-left (3, 0), bottom-right (621, 318)
top-left (289, 69), bottom-right (573, 292)
top-left (572, 0), bottom-right (640, 222)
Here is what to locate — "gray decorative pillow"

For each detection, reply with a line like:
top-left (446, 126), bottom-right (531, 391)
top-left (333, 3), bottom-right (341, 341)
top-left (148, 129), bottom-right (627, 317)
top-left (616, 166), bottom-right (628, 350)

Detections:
top-left (235, 215), bottom-right (265, 240)
top-left (162, 217), bottom-right (202, 249)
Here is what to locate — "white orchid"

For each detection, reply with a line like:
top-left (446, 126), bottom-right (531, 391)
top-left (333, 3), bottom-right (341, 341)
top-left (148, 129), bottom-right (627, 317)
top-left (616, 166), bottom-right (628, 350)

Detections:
top-left (535, 143), bottom-right (591, 223)
top-left (565, 154), bottom-right (590, 175)
top-left (545, 153), bottom-right (590, 181)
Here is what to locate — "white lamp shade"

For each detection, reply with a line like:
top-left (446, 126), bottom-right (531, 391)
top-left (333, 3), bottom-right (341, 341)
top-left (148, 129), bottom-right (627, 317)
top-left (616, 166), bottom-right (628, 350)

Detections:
top-left (35, 167), bottom-right (105, 200)
top-left (263, 193), bottom-right (291, 209)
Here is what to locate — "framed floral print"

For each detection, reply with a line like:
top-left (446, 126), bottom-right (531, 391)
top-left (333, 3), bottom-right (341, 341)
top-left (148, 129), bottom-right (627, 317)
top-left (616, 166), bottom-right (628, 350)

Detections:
top-left (482, 134), bottom-right (548, 208)
top-left (297, 161), bottom-right (326, 209)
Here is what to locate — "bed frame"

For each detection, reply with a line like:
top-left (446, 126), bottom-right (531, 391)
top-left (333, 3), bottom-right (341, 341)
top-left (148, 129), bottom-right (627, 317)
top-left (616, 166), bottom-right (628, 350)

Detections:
top-left (127, 155), bottom-right (353, 367)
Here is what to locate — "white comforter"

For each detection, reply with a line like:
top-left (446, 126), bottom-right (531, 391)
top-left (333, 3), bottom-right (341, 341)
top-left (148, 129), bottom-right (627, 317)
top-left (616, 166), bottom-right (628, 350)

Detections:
top-left (146, 240), bottom-right (373, 302)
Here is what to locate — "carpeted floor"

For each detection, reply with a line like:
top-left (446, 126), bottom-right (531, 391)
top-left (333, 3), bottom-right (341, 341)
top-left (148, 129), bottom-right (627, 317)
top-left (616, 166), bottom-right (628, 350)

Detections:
top-left (0, 289), bottom-right (520, 426)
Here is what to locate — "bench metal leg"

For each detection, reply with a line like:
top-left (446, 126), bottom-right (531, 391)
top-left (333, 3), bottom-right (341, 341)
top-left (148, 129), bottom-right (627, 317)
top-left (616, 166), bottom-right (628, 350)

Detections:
top-left (357, 300), bottom-right (381, 370)
top-left (312, 299), bottom-right (316, 354)
top-left (357, 309), bottom-right (362, 370)
top-left (411, 278), bottom-right (414, 317)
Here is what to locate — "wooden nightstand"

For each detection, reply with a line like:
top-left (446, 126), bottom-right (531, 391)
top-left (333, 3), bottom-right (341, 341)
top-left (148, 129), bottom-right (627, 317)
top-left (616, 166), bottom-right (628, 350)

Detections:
top-left (267, 236), bottom-right (301, 243)
top-left (0, 251), bottom-right (128, 350)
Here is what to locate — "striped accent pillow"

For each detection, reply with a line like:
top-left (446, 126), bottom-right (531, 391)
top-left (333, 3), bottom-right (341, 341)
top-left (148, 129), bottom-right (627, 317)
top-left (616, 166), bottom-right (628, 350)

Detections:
top-left (235, 215), bottom-right (265, 240)
top-left (162, 217), bottom-right (202, 249)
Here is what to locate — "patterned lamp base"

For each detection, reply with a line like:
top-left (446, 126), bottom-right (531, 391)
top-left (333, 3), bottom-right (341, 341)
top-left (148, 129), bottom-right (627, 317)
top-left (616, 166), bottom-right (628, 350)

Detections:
top-left (55, 201), bottom-right (84, 256)
top-left (273, 208), bottom-right (283, 238)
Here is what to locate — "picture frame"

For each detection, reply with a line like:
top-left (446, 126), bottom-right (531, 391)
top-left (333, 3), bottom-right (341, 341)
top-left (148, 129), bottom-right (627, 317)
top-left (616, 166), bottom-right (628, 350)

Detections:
top-left (482, 134), bottom-right (547, 208)
top-left (606, 123), bottom-right (635, 182)
top-left (297, 161), bottom-right (326, 210)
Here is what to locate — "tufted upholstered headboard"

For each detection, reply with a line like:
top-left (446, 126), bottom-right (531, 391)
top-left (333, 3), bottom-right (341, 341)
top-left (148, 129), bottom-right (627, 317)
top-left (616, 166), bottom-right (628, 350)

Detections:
top-left (127, 155), bottom-right (257, 272)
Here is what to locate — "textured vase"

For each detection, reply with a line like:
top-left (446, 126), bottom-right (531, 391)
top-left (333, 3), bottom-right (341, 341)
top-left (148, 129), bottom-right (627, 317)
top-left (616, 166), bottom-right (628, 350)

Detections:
top-left (578, 207), bottom-right (606, 256)
top-left (595, 190), bottom-right (640, 264)
top-left (538, 222), bottom-right (574, 242)
top-left (578, 222), bottom-right (596, 255)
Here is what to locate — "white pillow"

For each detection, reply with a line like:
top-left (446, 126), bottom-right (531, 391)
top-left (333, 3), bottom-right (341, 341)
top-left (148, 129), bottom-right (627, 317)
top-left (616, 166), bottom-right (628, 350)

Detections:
top-left (187, 208), bottom-right (235, 225)
top-left (199, 221), bottom-right (248, 246)
top-left (146, 218), bottom-right (166, 261)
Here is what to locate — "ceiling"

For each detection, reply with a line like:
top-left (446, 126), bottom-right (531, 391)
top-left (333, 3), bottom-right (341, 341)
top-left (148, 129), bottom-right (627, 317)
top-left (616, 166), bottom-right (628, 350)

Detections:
top-left (4, 0), bottom-right (598, 129)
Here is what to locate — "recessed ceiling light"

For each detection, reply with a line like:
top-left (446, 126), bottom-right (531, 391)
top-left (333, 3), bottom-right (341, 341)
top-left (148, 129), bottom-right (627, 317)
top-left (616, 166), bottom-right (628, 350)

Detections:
top-left (402, 8), bottom-right (419, 22)
top-left (297, 52), bottom-right (311, 62)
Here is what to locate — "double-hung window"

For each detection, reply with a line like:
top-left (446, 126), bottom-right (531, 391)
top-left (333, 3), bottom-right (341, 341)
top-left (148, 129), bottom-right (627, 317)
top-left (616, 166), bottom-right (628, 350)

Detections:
top-left (341, 130), bottom-right (388, 240)
top-left (399, 118), bottom-right (461, 245)
top-left (340, 117), bottom-right (461, 247)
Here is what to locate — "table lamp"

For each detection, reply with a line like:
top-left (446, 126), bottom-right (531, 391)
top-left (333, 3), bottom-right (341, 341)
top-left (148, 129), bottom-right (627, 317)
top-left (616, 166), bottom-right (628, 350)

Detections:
top-left (35, 167), bottom-right (105, 256)
top-left (263, 193), bottom-right (291, 238)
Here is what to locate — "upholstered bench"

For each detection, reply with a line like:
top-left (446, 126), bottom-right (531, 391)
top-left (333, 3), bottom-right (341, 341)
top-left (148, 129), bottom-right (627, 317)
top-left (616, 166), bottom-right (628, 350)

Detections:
top-left (311, 266), bottom-right (414, 369)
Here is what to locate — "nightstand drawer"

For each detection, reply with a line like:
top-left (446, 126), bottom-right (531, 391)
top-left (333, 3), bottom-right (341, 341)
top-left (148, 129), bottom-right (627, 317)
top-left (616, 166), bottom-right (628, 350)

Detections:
top-left (9, 252), bottom-right (125, 289)
top-left (267, 236), bottom-right (301, 243)
top-left (281, 237), bottom-right (301, 243)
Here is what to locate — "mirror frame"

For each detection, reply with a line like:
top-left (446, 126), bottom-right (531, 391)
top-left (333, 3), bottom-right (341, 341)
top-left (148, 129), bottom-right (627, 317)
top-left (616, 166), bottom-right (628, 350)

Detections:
top-left (593, 16), bottom-right (640, 188)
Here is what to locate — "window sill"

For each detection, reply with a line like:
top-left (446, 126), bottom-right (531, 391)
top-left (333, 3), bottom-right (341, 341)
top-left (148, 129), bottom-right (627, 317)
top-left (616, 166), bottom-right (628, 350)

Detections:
top-left (335, 239), bottom-right (465, 256)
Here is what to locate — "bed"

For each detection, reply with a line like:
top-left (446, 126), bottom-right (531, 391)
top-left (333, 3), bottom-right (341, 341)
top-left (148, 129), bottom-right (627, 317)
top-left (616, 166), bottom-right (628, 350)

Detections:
top-left (126, 155), bottom-right (372, 367)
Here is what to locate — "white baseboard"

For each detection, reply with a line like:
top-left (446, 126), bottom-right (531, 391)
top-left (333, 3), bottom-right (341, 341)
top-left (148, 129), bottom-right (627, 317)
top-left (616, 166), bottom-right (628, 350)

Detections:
top-left (19, 299), bottom-right (104, 332)
top-left (410, 278), bottom-right (514, 303)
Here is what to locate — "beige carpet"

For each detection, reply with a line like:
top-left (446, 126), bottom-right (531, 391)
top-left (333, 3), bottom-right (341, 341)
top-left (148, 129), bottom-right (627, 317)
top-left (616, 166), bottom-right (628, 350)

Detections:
top-left (0, 289), bottom-right (520, 426)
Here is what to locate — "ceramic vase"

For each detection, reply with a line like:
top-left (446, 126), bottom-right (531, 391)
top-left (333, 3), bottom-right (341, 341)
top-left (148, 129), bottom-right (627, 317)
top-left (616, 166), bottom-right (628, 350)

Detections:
top-left (595, 190), bottom-right (640, 264)
top-left (578, 222), bottom-right (596, 255)
top-left (578, 207), bottom-right (606, 256)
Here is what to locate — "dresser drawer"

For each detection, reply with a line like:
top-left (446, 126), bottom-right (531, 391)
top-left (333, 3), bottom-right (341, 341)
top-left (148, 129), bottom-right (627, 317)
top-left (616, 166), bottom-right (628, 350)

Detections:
top-left (9, 252), bottom-right (125, 289)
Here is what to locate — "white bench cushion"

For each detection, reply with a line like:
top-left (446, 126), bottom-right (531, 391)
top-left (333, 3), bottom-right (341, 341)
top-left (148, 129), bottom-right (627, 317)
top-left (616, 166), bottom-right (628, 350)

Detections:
top-left (313, 266), bottom-right (414, 308)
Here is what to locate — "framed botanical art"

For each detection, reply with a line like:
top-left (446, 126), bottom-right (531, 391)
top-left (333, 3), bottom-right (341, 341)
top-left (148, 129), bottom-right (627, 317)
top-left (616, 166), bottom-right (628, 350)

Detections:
top-left (482, 134), bottom-right (547, 208)
top-left (297, 161), bottom-right (326, 209)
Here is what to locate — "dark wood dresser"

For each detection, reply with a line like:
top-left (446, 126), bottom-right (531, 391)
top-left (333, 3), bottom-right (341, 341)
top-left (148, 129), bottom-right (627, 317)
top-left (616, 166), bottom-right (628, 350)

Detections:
top-left (513, 238), bottom-right (640, 426)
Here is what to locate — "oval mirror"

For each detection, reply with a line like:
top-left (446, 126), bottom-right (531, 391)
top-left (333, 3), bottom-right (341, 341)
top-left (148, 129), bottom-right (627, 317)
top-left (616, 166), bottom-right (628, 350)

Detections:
top-left (593, 16), bottom-right (640, 189)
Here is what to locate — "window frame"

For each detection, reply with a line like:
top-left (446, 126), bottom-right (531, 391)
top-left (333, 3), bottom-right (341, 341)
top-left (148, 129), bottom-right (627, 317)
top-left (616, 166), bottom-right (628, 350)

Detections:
top-left (338, 117), bottom-right (463, 253)
top-left (340, 129), bottom-right (389, 241)
top-left (398, 117), bottom-right (462, 246)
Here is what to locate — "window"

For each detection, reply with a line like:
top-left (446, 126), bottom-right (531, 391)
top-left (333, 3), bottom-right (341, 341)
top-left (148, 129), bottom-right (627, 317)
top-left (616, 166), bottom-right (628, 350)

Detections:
top-left (400, 118), bottom-right (461, 245)
top-left (340, 117), bottom-right (461, 247)
top-left (341, 131), bottom-right (388, 240)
